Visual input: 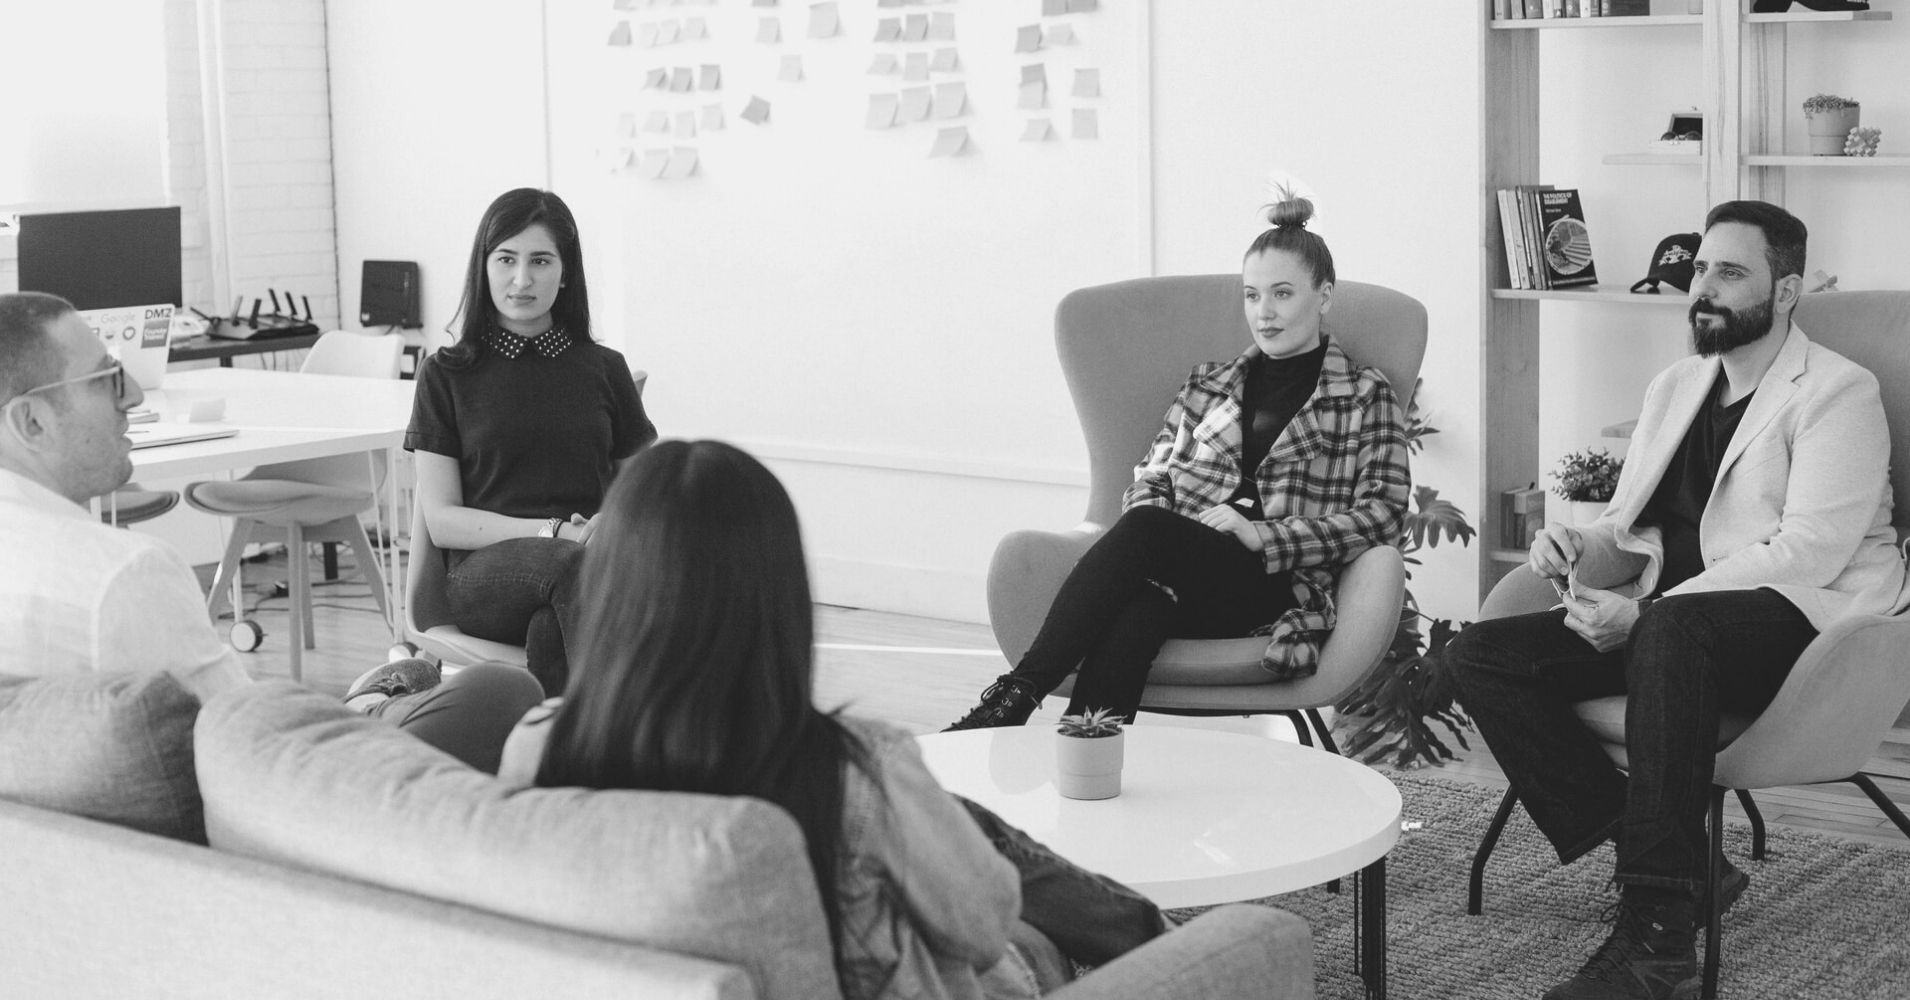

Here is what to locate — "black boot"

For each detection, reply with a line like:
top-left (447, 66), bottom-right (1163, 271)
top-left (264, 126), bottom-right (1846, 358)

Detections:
top-left (944, 674), bottom-right (1043, 731)
top-left (1543, 892), bottom-right (1699, 1000)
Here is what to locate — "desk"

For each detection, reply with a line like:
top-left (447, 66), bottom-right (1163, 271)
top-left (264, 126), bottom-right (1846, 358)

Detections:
top-left (132, 368), bottom-right (416, 664)
top-left (169, 332), bottom-right (321, 367)
top-left (918, 725), bottom-right (1400, 998)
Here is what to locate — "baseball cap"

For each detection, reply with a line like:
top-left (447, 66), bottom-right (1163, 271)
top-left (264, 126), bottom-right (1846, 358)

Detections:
top-left (1630, 233), bottom-right (1701, 294)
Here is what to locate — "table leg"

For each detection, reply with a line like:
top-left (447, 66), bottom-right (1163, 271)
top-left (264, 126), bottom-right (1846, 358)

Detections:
top-left (1352, 858), bottom-right (1387, 1000)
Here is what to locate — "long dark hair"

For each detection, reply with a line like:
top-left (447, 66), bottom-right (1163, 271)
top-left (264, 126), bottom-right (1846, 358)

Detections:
top-left (437, 188), bottom-right (593, 370)
top-left (534, 440), bottom-right (860, 953)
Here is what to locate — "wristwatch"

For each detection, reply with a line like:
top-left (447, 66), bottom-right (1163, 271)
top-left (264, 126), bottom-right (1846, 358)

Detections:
top-left (537, 516), bottom-right (563, 539)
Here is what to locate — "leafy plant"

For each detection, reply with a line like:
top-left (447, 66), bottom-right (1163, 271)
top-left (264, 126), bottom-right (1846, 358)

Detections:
top-left (1551, 447), bottom-right (1623, 503)
top-left (1334, 386), bottom-right (1477, 769)
top-left (1057, 708), bottom-right (1123, 738)
top-left (1802, 93), bottom-right (1857, 114)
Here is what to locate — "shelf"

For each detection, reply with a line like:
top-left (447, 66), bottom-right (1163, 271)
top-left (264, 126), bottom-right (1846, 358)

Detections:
top-left (1746, 10), bottom-right (1891, 23)
top-left (1491, 286), bottom-right (1688, 305)
top-left (1602, 152), bottom-right (1704, 165)
top-left (1744, 154), bottom-right (1910, 167)
top-left (1491, 14), bottom-right (1702, 29)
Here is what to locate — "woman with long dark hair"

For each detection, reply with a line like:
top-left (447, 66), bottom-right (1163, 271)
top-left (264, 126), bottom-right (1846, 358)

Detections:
top-left (947, 193), bottom-right (1410, 729)
top-left (405, 188), bottom-right (655, 694)
top-left (500, 440), bottom-right (1165, 999)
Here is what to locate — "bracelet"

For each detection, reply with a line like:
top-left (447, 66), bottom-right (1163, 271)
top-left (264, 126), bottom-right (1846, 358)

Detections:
top-left (537, 516), bottom-right (563, 539)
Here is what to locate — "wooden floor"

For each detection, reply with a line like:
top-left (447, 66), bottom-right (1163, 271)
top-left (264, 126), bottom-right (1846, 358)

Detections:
top-left (232, 546), bottom-right (1910, 849)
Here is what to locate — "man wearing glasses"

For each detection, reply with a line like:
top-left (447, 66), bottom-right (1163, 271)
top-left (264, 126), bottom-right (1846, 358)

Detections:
top-left (1, 292), bottom-right (540, 772)
top-left (0, 291), bottom-right (247, 697)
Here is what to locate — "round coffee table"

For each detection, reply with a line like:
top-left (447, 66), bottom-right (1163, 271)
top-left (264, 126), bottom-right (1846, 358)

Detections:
top-left (918, 724), bottom-right (1401, 997)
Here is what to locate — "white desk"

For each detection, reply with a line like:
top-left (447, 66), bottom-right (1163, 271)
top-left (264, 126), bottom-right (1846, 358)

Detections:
top-left (130, 368), bottom-right (415, 659)
top-left (918, 725), bottom-right (1401, 998)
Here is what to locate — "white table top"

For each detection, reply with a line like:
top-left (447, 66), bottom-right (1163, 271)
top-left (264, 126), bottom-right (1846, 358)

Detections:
top-left (131, 368), bottom-right (415, 479)
top-left (917, 725), bottom-right (1402, 909)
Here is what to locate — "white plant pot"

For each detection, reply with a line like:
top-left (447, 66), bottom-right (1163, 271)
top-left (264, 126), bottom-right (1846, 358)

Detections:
top-left (1054, 731), bottom-right (1124, 800)
top-left (1804, 106), bottom-right (1860, 156)
top-left (1569, 500), bottom-right (1608, 527)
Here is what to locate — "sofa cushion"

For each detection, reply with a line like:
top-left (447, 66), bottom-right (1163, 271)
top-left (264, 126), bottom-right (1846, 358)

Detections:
top-left (0, 671), bottom-right (205, 843)
top-left (195, 682), bottom-right (840, 999)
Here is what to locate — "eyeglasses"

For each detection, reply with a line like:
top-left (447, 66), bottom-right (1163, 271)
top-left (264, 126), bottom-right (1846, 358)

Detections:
top-left (16, 360), bottom-right (128, 403)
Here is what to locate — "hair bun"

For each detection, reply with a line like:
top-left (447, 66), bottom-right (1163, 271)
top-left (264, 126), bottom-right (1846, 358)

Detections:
top-left (1265, 195), bottom-right (1315, 230)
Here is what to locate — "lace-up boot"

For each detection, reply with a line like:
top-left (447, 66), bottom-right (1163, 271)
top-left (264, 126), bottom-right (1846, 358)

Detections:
top-left (944, 674), bottom-right (1043, 731)
top-left (1543, 894), bottom-right (1699, 1000)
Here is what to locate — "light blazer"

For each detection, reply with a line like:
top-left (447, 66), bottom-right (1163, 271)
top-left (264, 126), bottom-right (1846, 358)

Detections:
top-left (1581, 324), bottom-right (1908, 629)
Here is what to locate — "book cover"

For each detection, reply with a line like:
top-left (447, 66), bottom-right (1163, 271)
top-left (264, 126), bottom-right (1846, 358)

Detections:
top-left (1517, 185), bottom-right (1553, 289)
top-left (1536, 188), bottom-right (1597, 289)
top-left (1497, 190), bottom-right (1527, 290)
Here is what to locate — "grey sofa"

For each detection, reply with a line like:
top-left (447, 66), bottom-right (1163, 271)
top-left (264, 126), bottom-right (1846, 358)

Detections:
top-left (0, 676), bottom-right (1317, 998)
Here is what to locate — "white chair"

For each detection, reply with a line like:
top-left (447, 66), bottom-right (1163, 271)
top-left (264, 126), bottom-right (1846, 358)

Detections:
top-left (185, 330), bottom-right (406, 681)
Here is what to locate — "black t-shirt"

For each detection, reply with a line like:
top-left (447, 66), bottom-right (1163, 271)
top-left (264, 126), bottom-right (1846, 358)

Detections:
top-left (405, 335), bottom-right (655, 544)
top-left (1227, 339), bottom-right (1328, 519)
top-left (1638, 373), bottom-right (1753, 592)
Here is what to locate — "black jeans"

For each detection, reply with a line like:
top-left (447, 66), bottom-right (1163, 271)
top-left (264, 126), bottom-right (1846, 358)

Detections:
top-left (371, 663), bottom-right (547, 775)
top-left (446, 537), bottom-right (585, 696)
top-left (1014, 505), bottom-right (1297, 720)
top-left (1446, 587), bottom-right (1814, 896)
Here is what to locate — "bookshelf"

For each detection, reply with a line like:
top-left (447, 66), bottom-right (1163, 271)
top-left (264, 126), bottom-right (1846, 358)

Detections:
top-left (1476, 3), bottom-right (1895, 599)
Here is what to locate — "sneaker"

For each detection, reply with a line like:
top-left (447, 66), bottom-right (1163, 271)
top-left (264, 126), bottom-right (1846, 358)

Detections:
top-left (1543, 897), bottom-right (1699, 1000)
top-left (944, 674), bottom-right (1043, 731)
top-left (344, 657), bottom-right (442, 711)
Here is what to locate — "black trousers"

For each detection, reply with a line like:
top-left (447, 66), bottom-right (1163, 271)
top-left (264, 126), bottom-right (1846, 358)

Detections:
top-left (1013, 505), bottom-right (1297, 720)
top-left (1446, 587), bottom-right (1814, 895)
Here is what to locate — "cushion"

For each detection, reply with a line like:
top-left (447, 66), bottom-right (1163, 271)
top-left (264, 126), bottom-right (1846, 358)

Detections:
top-left (195, 682), bottom-right (840, 999)
top-left (0, 671), bottom-right (205, 843)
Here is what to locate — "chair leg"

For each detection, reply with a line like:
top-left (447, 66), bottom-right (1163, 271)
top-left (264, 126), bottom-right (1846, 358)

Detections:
top-left (1304, 707), bottom-right (1342, 756)
top-left (203, 521), bottom-right (253, 622)
top-left (1849, 773), bottom-right (1910, 841)
top-left (286, 523), bottom-right (307, 683)
top-left (1280, 710), bottom-right (1313, 748)
top-left (1702, 787), bottom-right (1726, 1000)
top-left (1734, 789), bottom-right (1766, 861)
top-left (1468, 787), bottom-right (1519, 916)
top-left (341, 517), bottom-right (392, 624)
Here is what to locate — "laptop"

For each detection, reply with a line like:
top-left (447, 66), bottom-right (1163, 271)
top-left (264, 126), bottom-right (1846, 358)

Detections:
top-left (126, 423), bottom-right (238, 450)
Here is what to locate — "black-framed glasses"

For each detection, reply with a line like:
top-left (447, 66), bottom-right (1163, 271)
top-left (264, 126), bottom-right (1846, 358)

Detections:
top-left (17, 359), bottom-right (127, 403)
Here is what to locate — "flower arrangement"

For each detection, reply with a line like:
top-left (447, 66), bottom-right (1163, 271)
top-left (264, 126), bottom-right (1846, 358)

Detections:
top-left (1802, 93), bottom-right (1858, 114)
top-left (1551, 448), bottom-right (1624, 503)
top-left (1057, 708), bottom-right (1123, 738)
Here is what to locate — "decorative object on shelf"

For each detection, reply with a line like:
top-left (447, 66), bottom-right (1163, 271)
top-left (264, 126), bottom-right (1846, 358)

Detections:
top-left (1803, 94), bottom-right (1861, 155)
top-left (1753, 0), bottom-right (1871, 10)
top-left (1807, 269), bottom-right (1840, 293)
top-left (1054, 708), bottom-right (1125, 800)
top-left (1552, 447), bottom-right (1623, 526)
top-left (1500, 483), bottom-right (1547, 550)
top-left (1649, 109), bottom-right (1704, 154)
top-left (1629, 232), bottom-right (1701, 294)
top-left (1334, 384), bottom-right (1478, 769)
top-left (1844, 126), bottom-right (1882, 157)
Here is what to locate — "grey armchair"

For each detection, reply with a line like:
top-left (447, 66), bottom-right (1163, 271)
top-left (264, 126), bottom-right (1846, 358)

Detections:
top-left (986, 275), bottom-right (1427, 747)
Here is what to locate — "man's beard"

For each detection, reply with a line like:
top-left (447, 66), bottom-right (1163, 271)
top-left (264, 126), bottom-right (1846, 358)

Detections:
top-left (1688, 293), bottom-right (1774, 357)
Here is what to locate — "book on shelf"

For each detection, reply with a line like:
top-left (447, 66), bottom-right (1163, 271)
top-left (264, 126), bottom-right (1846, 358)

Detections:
top-left (1535, 188), bottom-right (1597, 289)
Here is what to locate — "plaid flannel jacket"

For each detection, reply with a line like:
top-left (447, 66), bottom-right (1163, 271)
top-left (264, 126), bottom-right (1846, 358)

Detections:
top-left (1122, 337), bottom-right (1411, 678)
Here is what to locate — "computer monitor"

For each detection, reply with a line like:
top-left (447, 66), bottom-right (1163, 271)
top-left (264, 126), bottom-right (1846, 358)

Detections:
top-left (16, 207), bottom-right (183, 390)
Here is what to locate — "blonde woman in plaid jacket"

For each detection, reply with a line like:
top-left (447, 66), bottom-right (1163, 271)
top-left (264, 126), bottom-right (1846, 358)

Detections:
top-left (948, 196), bottom-right (1410, 730)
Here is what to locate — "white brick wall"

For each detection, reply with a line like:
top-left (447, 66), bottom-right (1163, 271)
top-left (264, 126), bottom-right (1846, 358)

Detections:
top-left (165, 0), bottom-right (340, 330)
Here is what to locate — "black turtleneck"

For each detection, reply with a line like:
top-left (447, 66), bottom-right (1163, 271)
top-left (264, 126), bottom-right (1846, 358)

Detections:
top-left (1227, 337), bottom-right (1328, 519)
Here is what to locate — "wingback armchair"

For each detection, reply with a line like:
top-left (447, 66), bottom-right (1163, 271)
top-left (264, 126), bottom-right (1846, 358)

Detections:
top-left (986, 275), bottom-right (1428, 746)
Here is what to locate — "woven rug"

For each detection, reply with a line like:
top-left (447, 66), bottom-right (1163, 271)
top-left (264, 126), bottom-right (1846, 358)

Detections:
top-left (1169, 773), bottom-right (1910, 1000)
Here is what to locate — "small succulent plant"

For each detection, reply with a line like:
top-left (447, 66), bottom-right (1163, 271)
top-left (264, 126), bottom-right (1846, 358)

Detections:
top-left (1552, 448), bottom-right (1625, 503)
top-left (1057, 708), bottom-right (1123, 738)
top-left (1802, 94), bottom-right (1857, 114)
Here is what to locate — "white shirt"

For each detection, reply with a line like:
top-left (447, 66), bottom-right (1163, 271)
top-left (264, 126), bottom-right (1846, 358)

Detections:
top-left (0, 468), bottom-right (250, 699)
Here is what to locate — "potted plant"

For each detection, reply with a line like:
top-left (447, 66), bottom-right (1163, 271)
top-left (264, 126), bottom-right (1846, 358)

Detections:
top-left (1552, 447), bottom-right (1623, 525)
top-left (1334, 382), bottom-right (1478, 769)
top-left (1803, 94), bottom-right (1861, 156)
top-left (1054, 708), bottom-right (1125, 800)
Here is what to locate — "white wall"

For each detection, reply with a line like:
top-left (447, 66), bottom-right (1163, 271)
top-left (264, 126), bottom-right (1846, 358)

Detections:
top-left (327, 1), bottom-right (1490, 625)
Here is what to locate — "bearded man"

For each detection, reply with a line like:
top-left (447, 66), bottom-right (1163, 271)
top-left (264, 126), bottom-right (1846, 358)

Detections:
top-left (1447, 200), bottom-right (1907, 1000)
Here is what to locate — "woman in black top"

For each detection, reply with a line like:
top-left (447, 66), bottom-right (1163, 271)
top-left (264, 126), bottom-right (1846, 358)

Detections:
top-left (405, 188), bottom-right (656, 694)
